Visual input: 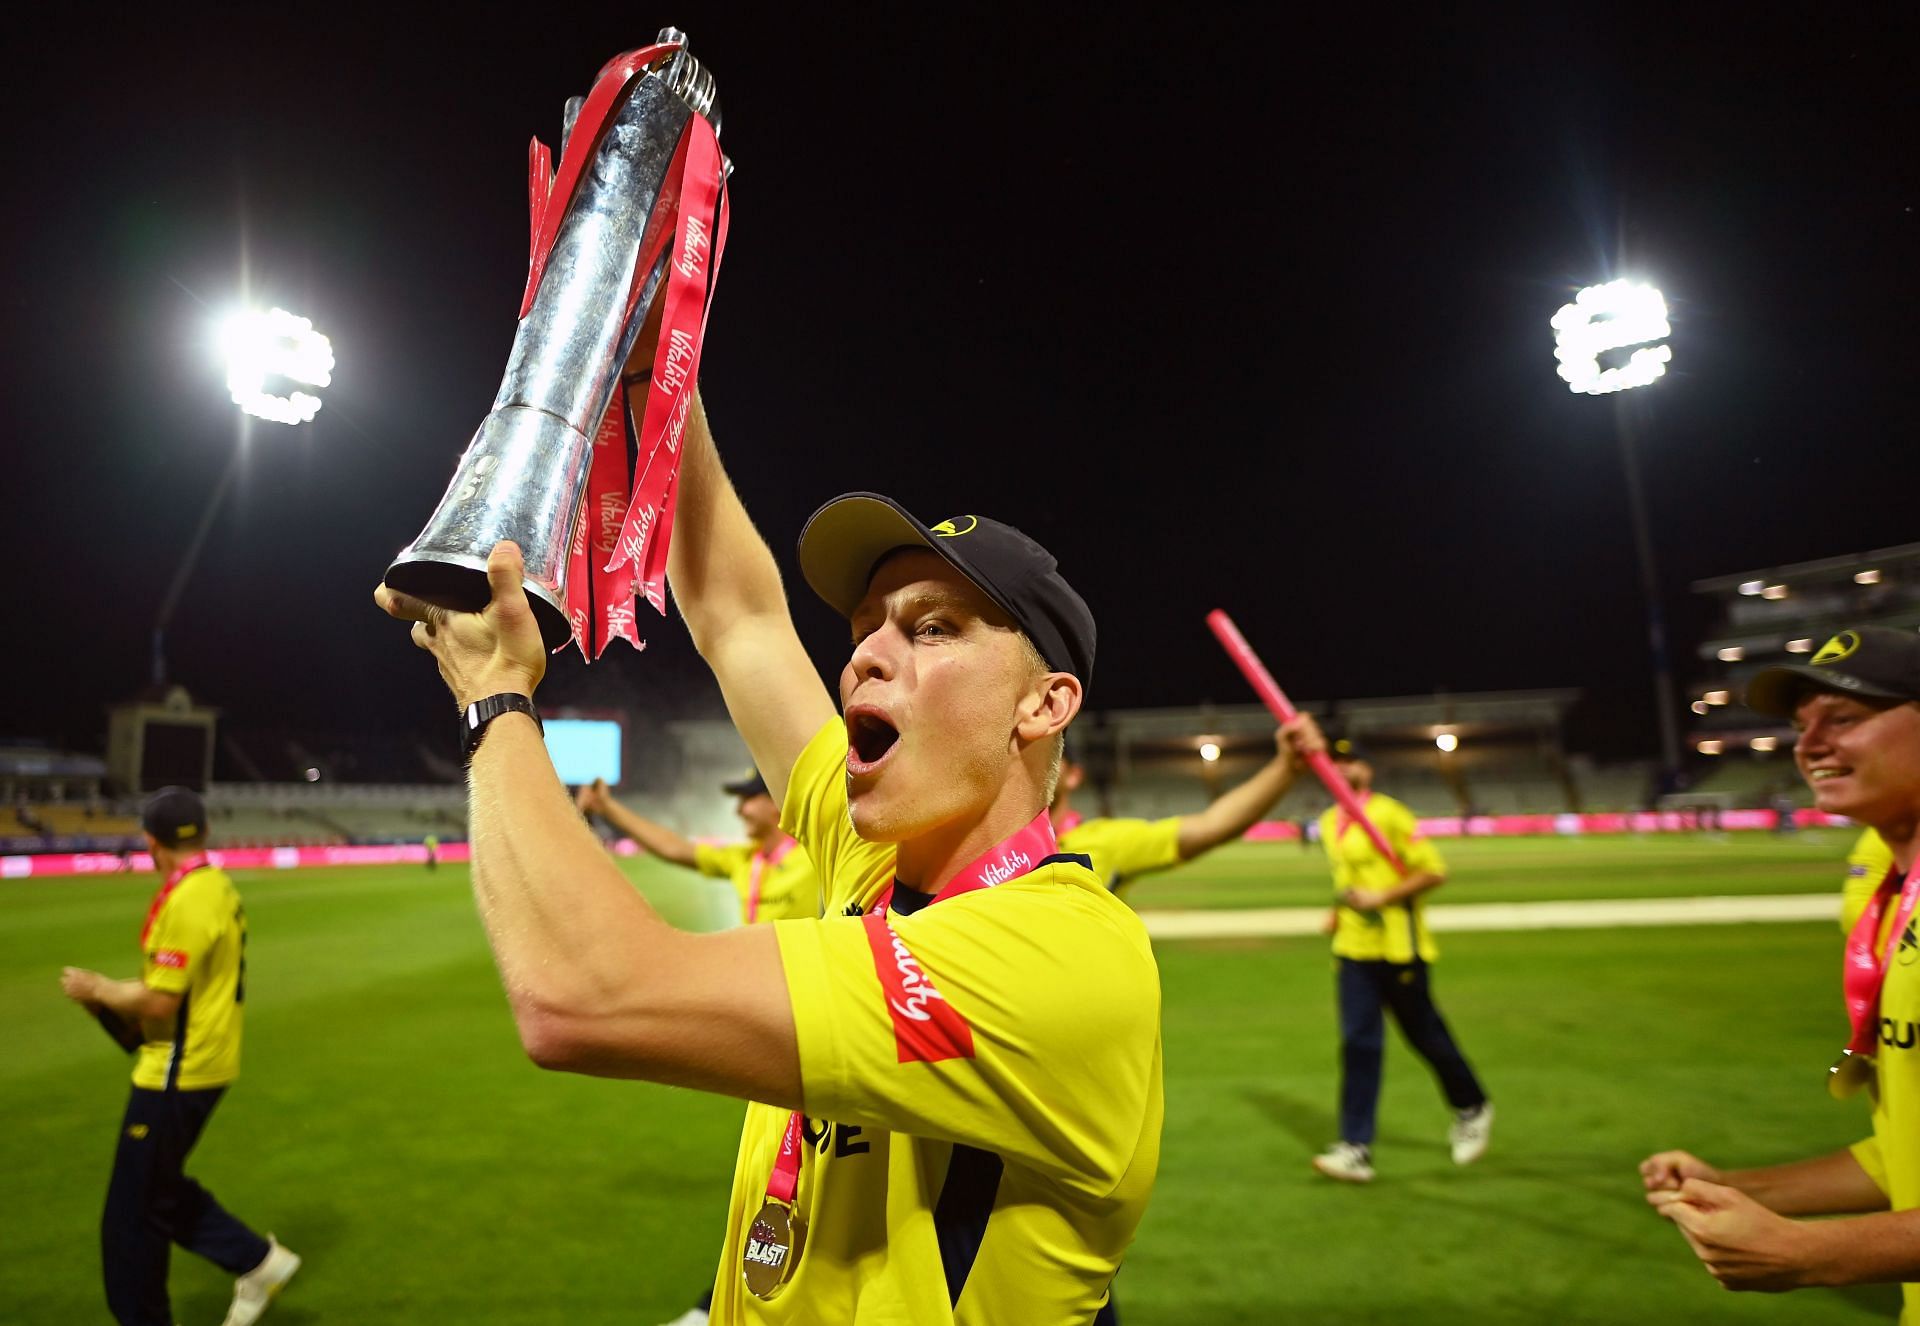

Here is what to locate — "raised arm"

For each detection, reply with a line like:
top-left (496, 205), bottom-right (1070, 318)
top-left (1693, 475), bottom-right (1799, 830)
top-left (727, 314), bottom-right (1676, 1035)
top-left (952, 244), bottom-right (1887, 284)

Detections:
top-left (579, 779), bottom-right (698, 868)
top-left (666, 393), bottom-right (837, 805)
top-left (1175, 714), bottom-right (1323, 861)
top-left (376, 543), bottom-right (801, 1107)
top-left (1175, 724), bottom-right (1304, 861)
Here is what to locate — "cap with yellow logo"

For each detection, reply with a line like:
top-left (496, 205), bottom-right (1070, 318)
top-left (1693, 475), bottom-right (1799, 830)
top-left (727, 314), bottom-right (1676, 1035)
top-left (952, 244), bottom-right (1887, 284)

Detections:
top-left (140, 786), bottom-right (209, 849)
top-left (796, 492), bottom-right (1096, 688)
top-left (1745, 626), bottom-right (1920, 716)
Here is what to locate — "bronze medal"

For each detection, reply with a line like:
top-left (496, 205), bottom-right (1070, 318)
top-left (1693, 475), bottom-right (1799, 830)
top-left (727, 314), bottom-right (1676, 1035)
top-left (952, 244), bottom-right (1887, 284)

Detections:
top-left (1829, 1048), bottom-right (1878, 1101)
top-left (742, 1199), bottom-right (805, 1300)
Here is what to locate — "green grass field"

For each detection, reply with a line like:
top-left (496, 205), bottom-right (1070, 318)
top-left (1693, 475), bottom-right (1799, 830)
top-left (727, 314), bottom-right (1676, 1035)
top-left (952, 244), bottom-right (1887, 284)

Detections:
top-left (0, 834), bottom-right (1897, 1324)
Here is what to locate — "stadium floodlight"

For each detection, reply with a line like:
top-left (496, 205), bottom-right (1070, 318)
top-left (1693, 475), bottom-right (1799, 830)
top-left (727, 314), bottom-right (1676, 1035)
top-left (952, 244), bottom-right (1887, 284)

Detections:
top-left (1435, 732), bottom-right (1458, 753)
top-left (1738, 581), bottom-right (1766, 596)
top-left (1550, 280), bottom-right (1671, 395)
top-left (1198, 741), bottom-right (1221, 763)
top-left (1718, 646), bottom-right (1745, 662)
top-left (1697, 739), bottom-right (1725, 755)
top-left (1857, 569), bottom-right (1883, 585)
top-left (1786, 638), bottom-right (1814, 653)
top-left (220, 307), bottom-right (335, 425)
top-left (1690, 701), bottom-right (1710, 715)
top-left (1704, 690), bottom-right (1731, 706)
top-left (1761, 584), bottom-right (1789, 600)
top-left (1751, 736), bottom-right (1779, 752)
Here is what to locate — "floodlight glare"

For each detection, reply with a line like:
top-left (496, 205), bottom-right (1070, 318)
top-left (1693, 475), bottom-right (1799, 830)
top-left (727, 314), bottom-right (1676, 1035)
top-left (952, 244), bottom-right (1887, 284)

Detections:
top-left (1198, 741), bottom-right (1221, 763)
top-left (1786, 638), bottom-right (1814, 653)
top-left (1435, 732), bottom-right (1458, 753)
top-left (1697, 739), bottom-right (1724, 755)
top-left (1857, 569), bottom-right (1883, 585)
top-left (1550, 280), bottom-right (1671, 395)
top-left (221, 307), bottom-right (335, 425)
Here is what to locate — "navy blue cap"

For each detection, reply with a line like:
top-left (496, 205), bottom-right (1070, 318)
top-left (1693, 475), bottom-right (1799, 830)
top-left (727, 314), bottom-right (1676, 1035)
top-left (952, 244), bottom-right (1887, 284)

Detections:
top-left (722, 769), bottom-right (769, 799)
top-left (796, 493), bottom-right (1096, 690)
top-left (141, 786), bottom-right (208, 848)
top-left (1747, 627), bottom-right (1920, 716)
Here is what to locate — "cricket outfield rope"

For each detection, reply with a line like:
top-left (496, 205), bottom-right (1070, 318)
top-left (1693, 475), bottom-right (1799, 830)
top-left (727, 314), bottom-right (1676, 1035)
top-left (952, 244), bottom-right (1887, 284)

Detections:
top-left (1139, 893), bottom-right (1841, 941)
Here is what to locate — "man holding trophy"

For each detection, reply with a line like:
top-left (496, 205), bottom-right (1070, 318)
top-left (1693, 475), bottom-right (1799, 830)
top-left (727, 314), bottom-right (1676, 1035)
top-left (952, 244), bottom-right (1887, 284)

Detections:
top-left (378, 31), bottom-right (1162, 1324)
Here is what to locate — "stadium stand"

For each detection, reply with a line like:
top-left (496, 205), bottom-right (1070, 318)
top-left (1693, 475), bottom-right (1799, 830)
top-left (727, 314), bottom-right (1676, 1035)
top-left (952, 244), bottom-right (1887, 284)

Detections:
top-left (4, 688), bottom-right (1687, 858)
top-left (1689, 541), bottom-right (1920, 759)
top-left (1565, 757), bottom-right (1657, 812)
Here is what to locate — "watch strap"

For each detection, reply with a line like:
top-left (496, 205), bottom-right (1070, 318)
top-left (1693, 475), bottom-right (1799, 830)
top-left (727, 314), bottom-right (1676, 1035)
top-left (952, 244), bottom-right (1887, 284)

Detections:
top-left (463, 693), bottom-right (541, 762)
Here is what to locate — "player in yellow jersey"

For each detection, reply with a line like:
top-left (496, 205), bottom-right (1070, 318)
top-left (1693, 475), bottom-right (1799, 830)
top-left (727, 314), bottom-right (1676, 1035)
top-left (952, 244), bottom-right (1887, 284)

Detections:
top-left (377, 387), bottom-right (1161, 1323)
top-left (1641, 627), bottom-right (1920, 1312)
top-left (1308, 736), bottom-right (1491, 1184)
top-left (58, 786), bottom-right (300, 1326)
top-left (1050, 727), bottom-right (1317, 893)
top-left (1843, 826), bottom-right (1897, 933)
top-left (579, 769), bottom-right (821, 925)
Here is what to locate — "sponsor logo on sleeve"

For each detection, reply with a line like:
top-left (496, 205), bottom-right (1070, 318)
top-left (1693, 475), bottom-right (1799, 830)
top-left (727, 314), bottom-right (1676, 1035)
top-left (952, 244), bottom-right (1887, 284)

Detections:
top-left (151, 949), bottom-right (189, 970)
top-left (859, 913), bottom-right (975, 1064)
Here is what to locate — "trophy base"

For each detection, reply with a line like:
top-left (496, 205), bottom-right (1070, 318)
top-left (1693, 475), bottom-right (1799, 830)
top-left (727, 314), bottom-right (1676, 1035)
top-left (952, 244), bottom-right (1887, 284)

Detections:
top-left (386, 405), bottom-right (596, 654)
top-left (383, 550), bottom-right (572, 653)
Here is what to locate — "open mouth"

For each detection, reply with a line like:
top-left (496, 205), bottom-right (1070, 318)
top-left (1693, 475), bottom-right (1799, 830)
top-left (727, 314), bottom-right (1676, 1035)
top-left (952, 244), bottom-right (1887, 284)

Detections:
top-left (847, 707), bottom-right (900, 775)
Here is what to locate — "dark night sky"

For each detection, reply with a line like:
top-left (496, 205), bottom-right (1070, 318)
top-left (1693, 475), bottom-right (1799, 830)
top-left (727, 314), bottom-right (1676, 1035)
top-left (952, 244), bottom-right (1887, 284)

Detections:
top-left (3, 4), bottom-right (1914, 767)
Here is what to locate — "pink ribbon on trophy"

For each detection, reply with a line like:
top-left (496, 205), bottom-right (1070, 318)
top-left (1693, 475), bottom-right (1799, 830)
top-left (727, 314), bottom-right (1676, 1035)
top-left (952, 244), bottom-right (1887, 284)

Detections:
top-left (522, 39), bottom-right (731, 658)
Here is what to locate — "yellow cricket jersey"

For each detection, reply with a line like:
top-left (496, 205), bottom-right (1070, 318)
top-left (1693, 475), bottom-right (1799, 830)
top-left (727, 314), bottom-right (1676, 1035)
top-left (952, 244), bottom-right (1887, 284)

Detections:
top-left (1842, 829), bottom-right (1897, 934)
top-left (695, 838), bottom-right (823, 923)
top-left (708, 719), bottom-right (1164, 1325)
top-left (1319, 794), bottom-right (1445, 964)
top-left (1057, 815), bottom-right (1182, 893)
top-left (134, 863), bottom-right (247, 1091)
top-left (1846, 861), bottom-right (1920, 1321)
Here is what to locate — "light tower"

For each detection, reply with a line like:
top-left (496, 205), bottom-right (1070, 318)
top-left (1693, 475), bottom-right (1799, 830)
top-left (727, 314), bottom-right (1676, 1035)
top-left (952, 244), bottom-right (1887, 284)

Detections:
top-left (1551, 279), bottom-right (1680, 783)
top-left (150, 308), bottom-right (335, 686)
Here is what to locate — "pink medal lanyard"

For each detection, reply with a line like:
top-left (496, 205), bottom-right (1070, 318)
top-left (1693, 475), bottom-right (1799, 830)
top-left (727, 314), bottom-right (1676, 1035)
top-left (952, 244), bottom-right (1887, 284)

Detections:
top-left (1833, 857), bottom-right (1920, 1097)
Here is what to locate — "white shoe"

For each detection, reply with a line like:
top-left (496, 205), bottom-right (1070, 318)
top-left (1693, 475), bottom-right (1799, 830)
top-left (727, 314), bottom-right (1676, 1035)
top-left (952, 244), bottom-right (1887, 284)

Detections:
top-left (1311, 1141), bottom-right (1374, 1183)
top-left (222, 1236), bottom-right (300, 1326)
top-left (659, 1311), bottom-right (710, 1326)
top-left (1450, 1102), bottom-right (1494, 1165)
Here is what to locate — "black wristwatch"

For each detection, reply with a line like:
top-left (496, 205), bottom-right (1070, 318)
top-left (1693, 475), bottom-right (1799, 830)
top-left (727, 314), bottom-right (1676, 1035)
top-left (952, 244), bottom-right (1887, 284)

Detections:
top-left (462, 693), bottom-right (541, 763)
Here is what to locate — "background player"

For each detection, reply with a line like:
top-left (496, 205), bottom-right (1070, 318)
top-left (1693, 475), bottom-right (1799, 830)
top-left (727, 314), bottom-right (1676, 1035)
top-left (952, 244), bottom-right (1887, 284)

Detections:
top-left (1641, 627), bottom-right (1920, 1307)
top-left (1051, 723), bottom-right (1318, 893)
top-left (578, 769), bottom-right (820, 925)
top-left (1311, 737), bottom-right (1492, 1184)
top-left (58, 786), bottom-right (300, 1326)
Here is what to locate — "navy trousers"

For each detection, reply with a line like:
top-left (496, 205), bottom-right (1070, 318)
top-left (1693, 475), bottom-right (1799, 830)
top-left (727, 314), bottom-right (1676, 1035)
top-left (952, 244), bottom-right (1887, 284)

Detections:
top-left (1336, 958), bottom-right (1487, 1147)
top-left (102, 1086), bottom-right (270, 1326)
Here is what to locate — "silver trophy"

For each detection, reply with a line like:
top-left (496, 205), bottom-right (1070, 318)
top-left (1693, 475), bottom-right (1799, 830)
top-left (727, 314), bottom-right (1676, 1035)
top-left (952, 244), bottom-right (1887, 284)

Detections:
top-left (385, 29), bottom-right (720, 650)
